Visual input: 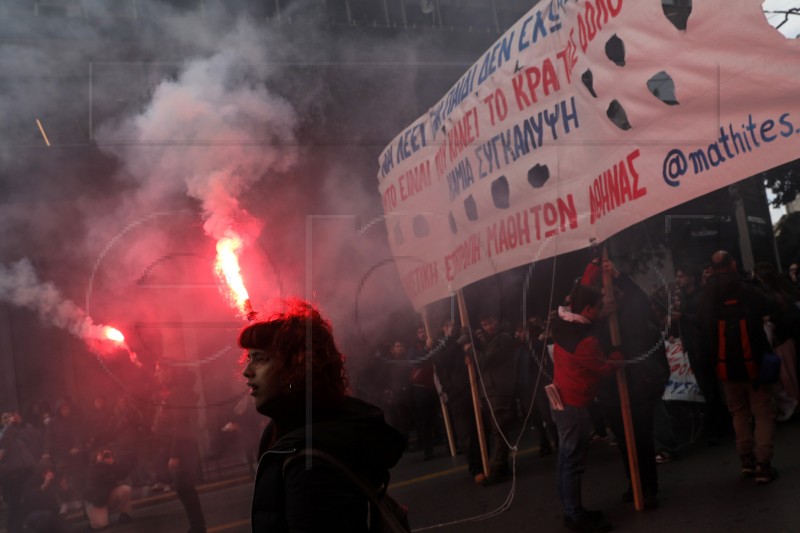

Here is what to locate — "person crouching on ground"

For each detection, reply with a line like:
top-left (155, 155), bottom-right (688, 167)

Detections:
top-left (239, 298), bottom-right (406, 532)
top-left (550, 284), bottom-right (622, 533)
top-left (84, 449), bottom-right (132, 530)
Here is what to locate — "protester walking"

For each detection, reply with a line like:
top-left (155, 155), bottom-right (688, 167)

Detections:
top-left (239, 298), bottom-right (406, 532)
top-left (699, 251), bottom-right (780, 484)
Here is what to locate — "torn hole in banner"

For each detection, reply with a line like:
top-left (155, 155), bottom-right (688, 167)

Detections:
top-left (647, 71), bottom-right (679, 105)
top-left (448, 212), bottom-right (458, 234)
top-left (607, 100), bottom-right (632, 130)
top-left (413, 215), bottom-right (430, 237)
top-left (491, 176), bottom-right (510, 209)
top-left (582, 69), bottom-right (597, 98)
top-left (662, 0), bottom-right (692, 31)
top-left (605, 34), bottom-right (625, 66)
top-left (528, 164), bottom-right (550, 188)
top-left (464, 195), bottom-right (479, 221)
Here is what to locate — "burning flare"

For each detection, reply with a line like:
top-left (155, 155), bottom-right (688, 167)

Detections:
top-left (104, 326), bottom-right (125, 343)
top-left (94, 325), bottom-right (141, 368)
top-left (0, 259), bottom-right (142, 367)
top-left (215, 231), bottom-right (254, 319)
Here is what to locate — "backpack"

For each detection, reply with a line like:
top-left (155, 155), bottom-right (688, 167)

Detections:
top-left (283, 448), bottom-right (411, 533)
top-left (715, 296), bottom-right (759, 382)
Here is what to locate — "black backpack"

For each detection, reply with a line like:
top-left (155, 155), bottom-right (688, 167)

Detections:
top-left (283, 448), bottom-right (411, 533)
top-left (715, 296), bottom-right (759, 382)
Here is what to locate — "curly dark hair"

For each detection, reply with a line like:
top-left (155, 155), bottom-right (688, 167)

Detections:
top-left (238, 298), bottom-right (349, 404)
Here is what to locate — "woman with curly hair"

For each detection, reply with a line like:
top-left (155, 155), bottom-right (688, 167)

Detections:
top-left (239, 298), bottom-right (405, 532)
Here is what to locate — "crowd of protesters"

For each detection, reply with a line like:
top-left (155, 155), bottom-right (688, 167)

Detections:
top-left (3, 251), bottom-right (799, 532)
top-left (0, 361), bottom-right (265, 533)
top-left (353, 250), bottom-right (800, 532)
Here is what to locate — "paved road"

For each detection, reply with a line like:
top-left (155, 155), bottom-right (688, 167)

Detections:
top-left (392, 418), bottom-right (800, 532)
top-left (8, 415), bottom-right (799, 532)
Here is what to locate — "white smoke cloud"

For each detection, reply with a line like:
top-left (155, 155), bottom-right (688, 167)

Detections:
top-left (0, 258), bottom-right (123, 346)
top-left (96, 20), bottom-right (300, 245)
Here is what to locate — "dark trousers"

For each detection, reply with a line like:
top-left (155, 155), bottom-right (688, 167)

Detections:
top-left (411, 385), bottom-right (439, 454)
top-left (448, 393), bottom-right (483, 476)
top-left (1, 467), bottom-right (33, 533)
top-left (485, 395), bottom-right (515, 475)
top-left (687, 349), bottom-right (731, 441)
top-left (551, 404), bottom-right (593, 519)
top-left (603, 395), bottom-right (659, 497)
top-left (174, 467), bottom-right (207, 533)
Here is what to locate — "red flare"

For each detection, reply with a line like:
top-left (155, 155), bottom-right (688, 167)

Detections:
top-left (215, 232), bottom-right (252, 318)
top-left (104, 326), bottom-right (125, 343)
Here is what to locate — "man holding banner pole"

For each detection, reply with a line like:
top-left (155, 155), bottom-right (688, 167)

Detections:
top-left (430, 318), bottom-right (486, 484)
top-left (456, 290), bottom-right (492, 482)
top-left (420, 312), bottom-right (458, 459)
top-left (549, 282), bottom-right (622, 532)
top-left (587, 248), bottom-right (668, 512)
top-left (468, 310), bottom-right (517, 486)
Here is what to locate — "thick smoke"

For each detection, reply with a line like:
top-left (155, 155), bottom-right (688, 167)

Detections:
top-left (0, 258), bottom-right (136, 360)
top-left (96, 20), bottom-right (300, 246)
top-left (0, 1), bottom-right (479, 409)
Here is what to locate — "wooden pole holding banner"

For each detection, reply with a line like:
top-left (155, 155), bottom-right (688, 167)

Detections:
top-left (421, 309), bottom-right (458, 458)
top-left (456, 289), bottom-right (491, 478)
top-left (602, 244), bottom-right (644, 512)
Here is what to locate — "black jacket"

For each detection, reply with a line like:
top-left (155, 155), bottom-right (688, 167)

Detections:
top-left (475, 331), bottom-right (516, 398)
top-left (597, 273), bottom-right (669, 406)
top-left (251, 397), bottom-right (405, 532)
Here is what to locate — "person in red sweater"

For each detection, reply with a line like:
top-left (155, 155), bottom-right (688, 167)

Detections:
top-left (550, 284), bottom-right (621, 533)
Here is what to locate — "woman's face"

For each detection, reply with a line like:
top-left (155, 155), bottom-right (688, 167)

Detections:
top-left (242, 349), bottom-right (290, 415)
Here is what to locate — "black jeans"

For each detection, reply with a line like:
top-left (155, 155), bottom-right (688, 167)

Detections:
top-left (173, 465), bottom-right (207, 532)
top-left (603, 395), bottom-right (659, 497)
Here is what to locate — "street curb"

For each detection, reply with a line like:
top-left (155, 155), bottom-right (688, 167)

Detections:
top-left (64, 475), bottom-right (253, 523)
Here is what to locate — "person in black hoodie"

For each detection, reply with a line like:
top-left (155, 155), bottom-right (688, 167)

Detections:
top-left (239, 299), bottom-right (405, 532)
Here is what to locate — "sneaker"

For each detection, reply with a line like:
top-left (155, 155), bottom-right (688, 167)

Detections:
top-left (479, 471), bottom-right (511, 487)
top-left (582, 510), bottom-right (606, 522)
top-left (589, 433), bottom-right (608, 444)
top-left (563, 512), bottom-right (613, 532)
top-left (643, 492), bottom-right (659, 510)
top-left (755, 462), bottom-right (778, 484)
top-left (740, 454), bottom-right (757, 476)
top-left (655, 451), bottom-right (673, 464)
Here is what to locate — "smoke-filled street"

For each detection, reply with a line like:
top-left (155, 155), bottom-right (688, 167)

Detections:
top-left (2, 1), bottom-right (800, 533)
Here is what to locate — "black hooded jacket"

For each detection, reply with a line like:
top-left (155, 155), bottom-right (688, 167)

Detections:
top-left (251, 396), bottom-right (405, 532)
